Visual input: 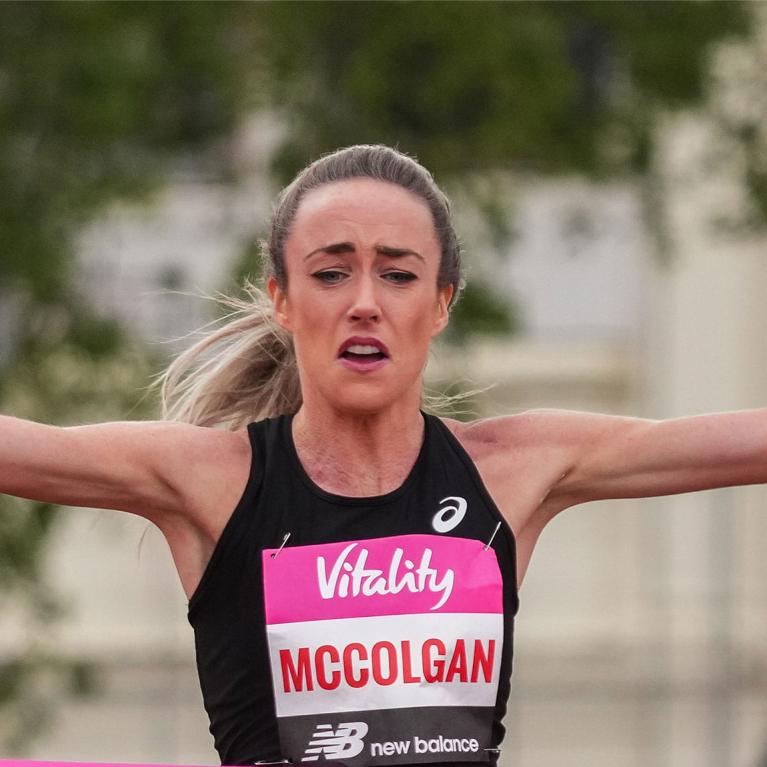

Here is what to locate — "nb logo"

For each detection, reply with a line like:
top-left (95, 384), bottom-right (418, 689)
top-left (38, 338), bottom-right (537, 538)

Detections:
top-left (432, 496), bottom-right (467, 533)
top-left (301, 721), bottom-right (368, 761)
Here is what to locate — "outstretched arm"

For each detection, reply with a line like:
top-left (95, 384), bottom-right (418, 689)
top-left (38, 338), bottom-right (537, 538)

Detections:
top-left (534, 408), bottom-right (767, 509)
top-left (0, 414), bottom-right (247, 524)
top-left (0, 414), bottom-right (252, 598)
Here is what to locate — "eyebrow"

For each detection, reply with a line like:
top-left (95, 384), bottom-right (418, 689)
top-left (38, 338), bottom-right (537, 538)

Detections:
top-left (303, 242), bottom-right (425, 262)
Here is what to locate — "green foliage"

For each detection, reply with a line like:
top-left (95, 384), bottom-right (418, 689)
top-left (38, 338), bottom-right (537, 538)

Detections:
top-left (257, 0), bottom-right (749, 181)
top-left (0, 649), bottom-right (100, 753)
top-left (0, 0), bottom-right (264, 301)
top-left (0, 0), bottom-right (759, 753)
top-left (446, 281), bottom-right (519, 344)
top-left (0, 2), bottom-right (262, 750)
top-left (223, 235), bottom-right (268, 300)
top-left (0, 298), bottom-right (158, 751)
top-left (253, 0), bottom-right (751, 336)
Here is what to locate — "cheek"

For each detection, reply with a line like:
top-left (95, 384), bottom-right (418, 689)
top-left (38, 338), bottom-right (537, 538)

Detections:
top-left (399, 306), bottom-right (441, 357)
top-left (287, 283), bottom-right (334, 328)
top-left (286, 289), bottom-right (341, 363)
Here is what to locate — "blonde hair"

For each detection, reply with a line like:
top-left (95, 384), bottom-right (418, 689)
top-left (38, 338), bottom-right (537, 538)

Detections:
top-left (153, 144), bottom-right (466, 430)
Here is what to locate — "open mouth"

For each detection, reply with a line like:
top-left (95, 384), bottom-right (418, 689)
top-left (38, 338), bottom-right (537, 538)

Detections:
top-left (337, 338), bottom-right (391, 369)
top-left (340, 344), bottom-right (388, 363)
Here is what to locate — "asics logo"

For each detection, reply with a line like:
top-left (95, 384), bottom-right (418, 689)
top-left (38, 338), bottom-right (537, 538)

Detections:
top-left (301, 721), bottom-right (368, 761)
top-left (432, 496), bottom-right (467, 533)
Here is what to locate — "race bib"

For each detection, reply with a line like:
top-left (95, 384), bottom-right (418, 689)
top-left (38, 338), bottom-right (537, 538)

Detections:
top-left (262, 534), bottom-right (504, 765)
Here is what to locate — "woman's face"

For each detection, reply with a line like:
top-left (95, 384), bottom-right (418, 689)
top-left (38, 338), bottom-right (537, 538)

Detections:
top-left (268, 178), bottom-right (453, 414)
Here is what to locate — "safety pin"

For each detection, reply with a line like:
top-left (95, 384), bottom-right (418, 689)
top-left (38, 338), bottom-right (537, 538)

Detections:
top-left (270, 532), bottom-right (291, 559)
top-left (484, 521), bottom-right (501, 551)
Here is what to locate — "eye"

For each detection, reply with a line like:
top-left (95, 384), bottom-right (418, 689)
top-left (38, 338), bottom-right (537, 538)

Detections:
top-left (383, 271), bottom-right (417, 284)
top-left (311, 270), bottom-right (348, 284)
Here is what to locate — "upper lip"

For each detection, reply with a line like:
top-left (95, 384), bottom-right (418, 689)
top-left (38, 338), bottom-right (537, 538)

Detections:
top-left (338, 336), bottom-right (390, 357)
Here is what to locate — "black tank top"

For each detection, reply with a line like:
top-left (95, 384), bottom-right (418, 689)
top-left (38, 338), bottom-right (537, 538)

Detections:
top-left (187, 412), bottom-right (519, 766)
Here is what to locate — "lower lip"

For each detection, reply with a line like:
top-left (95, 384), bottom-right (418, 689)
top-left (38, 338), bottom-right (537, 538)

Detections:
top-left (338, 355), bottom-right (390, 373)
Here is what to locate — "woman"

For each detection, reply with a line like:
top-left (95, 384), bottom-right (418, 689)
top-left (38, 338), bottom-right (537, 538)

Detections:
top-left (1, 144), bottom-right (765, 766)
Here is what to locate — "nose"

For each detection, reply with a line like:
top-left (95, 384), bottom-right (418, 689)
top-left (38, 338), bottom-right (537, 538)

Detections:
top-left (347, 274), bottom-right (381, 323)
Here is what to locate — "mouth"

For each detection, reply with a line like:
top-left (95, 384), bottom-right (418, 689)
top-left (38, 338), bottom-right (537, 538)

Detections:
top-left (337, 337), bottom-right (390, 371)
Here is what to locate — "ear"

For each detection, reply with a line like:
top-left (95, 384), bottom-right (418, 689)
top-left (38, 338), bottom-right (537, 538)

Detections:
top-left (431, 283), bottom-right (454, 337)
top-left (267, 276), bottom-right (292, 331)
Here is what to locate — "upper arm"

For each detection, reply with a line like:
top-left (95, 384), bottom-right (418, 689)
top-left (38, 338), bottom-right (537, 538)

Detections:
top-left (540, 408), bottom-right (767, 509)
top-left (1, 416), bottom-right (251, 531)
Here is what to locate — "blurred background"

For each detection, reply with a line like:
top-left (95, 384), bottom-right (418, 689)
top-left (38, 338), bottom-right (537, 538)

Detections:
top-left (1, 1), bottom-right (766, 765)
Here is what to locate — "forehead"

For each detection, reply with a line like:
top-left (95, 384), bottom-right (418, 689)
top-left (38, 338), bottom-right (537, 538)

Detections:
top-left (287, 178), bottom-right (439, 256)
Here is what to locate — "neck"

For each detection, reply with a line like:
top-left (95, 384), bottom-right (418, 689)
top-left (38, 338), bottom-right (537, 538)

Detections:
top-left (291, 396), bottom-right (425, 497)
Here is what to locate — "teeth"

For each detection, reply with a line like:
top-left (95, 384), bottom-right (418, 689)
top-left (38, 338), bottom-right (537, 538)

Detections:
top-left (346, 344), bottom-right (382, 355)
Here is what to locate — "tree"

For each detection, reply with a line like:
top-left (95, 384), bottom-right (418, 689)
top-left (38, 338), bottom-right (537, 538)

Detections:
top-left (257, 1), bottom-right (750, 177)
top-left (0, 1), bottom-right (265, 749)
top-left (0, 0), bottom-right (756, 752)
top-left (250, 0), bottom-right (752, 336)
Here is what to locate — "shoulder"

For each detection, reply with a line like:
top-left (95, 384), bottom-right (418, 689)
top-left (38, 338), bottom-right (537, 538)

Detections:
top-left (434, 409), bottom-right (626, 519)
top-left (153, 421), bottom-right (254, 537)
top-left (133, 421), bottom-right (254, 600)
top-left (437, 409), bottom-right (575, 456)
top-left (437, 410), bottom-right (580, 478)
top-left (154, 421), bottom-right (252, 482)
top-left (438, 408), bottom-right (637, 455)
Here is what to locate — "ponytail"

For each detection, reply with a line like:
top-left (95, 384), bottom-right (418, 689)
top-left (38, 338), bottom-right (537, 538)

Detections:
top-left (152, 278), bottom-right (302, 430)
top-left (152, 144), bottom-right (466, 430)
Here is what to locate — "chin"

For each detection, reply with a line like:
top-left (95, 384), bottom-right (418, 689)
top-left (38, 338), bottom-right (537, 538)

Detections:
top-left (332, 391), bottom-right (397, 415)
top-left (326, 380), bottom-right (413, 416)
